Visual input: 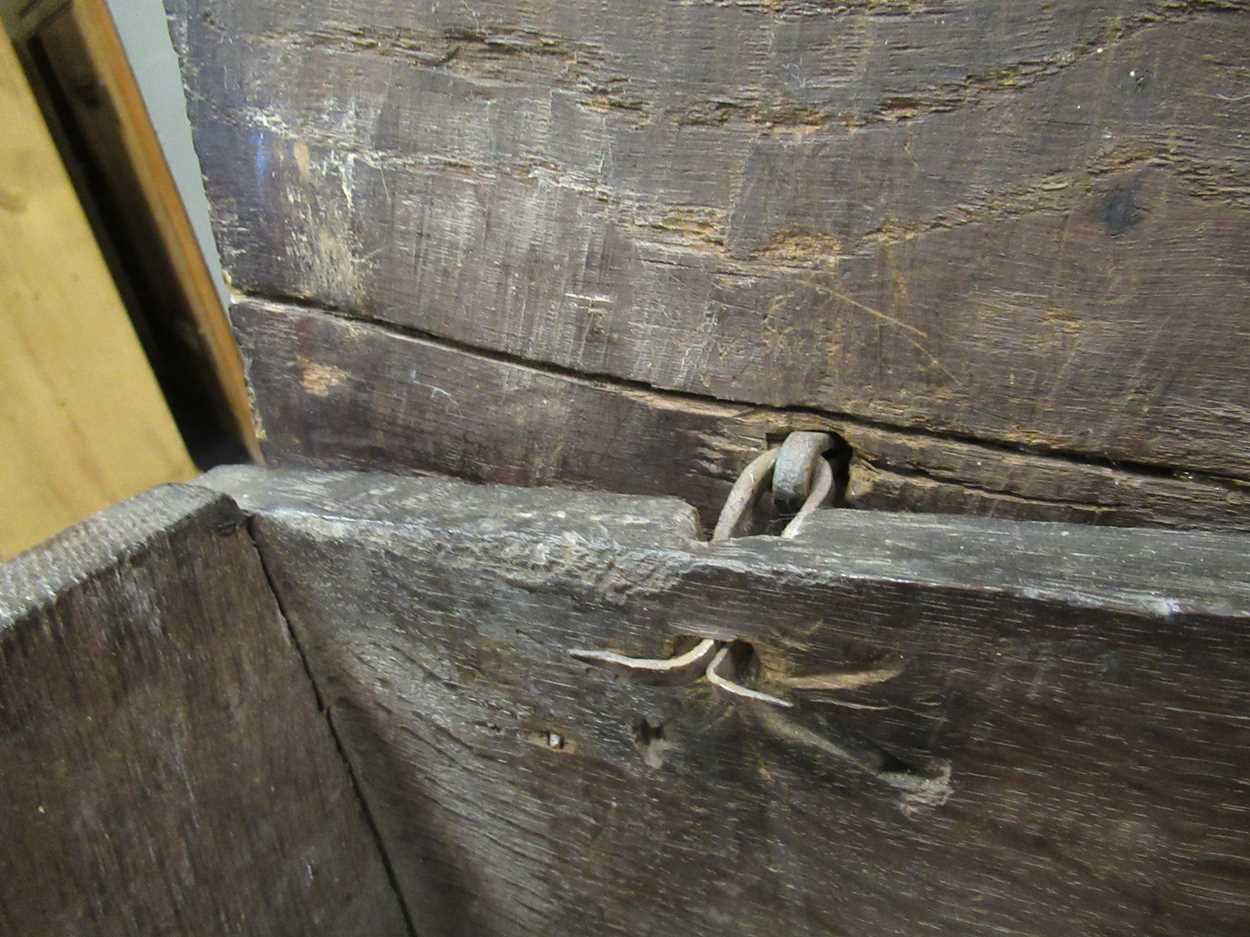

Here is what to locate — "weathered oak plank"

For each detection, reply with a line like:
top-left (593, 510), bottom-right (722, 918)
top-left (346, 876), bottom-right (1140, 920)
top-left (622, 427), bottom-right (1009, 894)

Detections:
top-left (169, 0), bottom-right (1250, 479)
top-left (203, 465), bottom-right (1250, 937)
top-left (0, 484), bottom-right (409, 936)
top-left (231, 297), bottom-right (1250, 532)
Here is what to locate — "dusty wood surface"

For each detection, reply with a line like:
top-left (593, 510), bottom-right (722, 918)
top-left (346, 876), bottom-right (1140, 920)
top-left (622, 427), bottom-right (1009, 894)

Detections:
top-left (0, 484), bottom-right (409, 936)
top-left (203, 464), bottom-right (1250, 937)
top-left (168, 0), bottom-right (1250, 491)
top-left (232, 297), bottom-right (1250, 532)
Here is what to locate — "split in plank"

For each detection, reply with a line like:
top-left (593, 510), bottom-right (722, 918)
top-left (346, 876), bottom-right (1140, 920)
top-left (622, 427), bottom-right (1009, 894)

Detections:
top-left (230, 297), bottom-right (1250, 533)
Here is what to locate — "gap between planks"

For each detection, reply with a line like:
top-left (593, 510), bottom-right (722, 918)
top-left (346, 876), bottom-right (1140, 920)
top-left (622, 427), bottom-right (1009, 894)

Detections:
top-left (232, 287), bottom-right (1250, 495)
top-left (242, 513), bottom-right (421, 937)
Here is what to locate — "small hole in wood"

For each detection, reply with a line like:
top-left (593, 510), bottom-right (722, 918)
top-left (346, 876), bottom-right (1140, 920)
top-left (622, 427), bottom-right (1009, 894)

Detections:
top-left (634, 717), bottom-right (663, 745)
top-left (632, 717), bottom-right (674, 769)
top-left (524, 728), bottom-right (577, 755)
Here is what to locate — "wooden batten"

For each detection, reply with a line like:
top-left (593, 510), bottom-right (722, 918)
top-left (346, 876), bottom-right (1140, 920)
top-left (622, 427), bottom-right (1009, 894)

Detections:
top-left (0, 26), bottom-right (195, 558)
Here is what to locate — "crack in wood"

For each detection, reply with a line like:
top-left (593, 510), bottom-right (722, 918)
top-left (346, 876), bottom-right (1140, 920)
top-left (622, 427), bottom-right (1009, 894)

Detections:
top-left (246, 515), bottom-right (420, 937)
top-left (232, 289), bottom-right (1250, 495)
top-left (195, 0), bottom-right (1248, 134)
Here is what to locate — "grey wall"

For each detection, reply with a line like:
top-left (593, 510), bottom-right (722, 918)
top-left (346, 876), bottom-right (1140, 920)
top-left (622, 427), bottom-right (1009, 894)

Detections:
top-left (104, 0), bottom-right (228, 309)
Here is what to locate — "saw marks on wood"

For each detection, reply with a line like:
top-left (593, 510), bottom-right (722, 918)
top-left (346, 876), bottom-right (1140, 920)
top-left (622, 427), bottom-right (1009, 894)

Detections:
top-left (201, 465), bottom-right (1250, 937)
top-left (166, 0), bottom-right (1250, 496)
top-left (0, 483), bottom-right (410, 936)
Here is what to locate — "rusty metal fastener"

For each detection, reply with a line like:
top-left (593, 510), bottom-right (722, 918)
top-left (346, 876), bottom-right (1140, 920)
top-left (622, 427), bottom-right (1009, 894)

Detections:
top-left (705, 644), bottom-right (792, 708)
top-left (711, 448), bottom-right (779, 542)
top-left (568, 432), bottom-right (838, 709)
top-left (712, 432), bottom-right (834, 542)
top-left (568, 639), bottom-right (792, 708)
top-left (569, 638), bottom-right (719, 685)
top-left (773, 432), bottom-right (834, 511)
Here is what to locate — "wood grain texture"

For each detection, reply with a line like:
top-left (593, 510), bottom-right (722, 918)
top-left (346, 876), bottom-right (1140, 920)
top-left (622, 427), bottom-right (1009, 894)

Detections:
top-left (167, 0), bottom-right (1250, 481)
top-left (0, 30), bottom-right (194, 559)
top-left (34, 0), bottom-right (260, 461)
top-left (231, 297), bottom-right (1250, 532)
top-left (202, 464), bottom-right (1250, 937)
top-left (0, 484), bottom-right (410, 936)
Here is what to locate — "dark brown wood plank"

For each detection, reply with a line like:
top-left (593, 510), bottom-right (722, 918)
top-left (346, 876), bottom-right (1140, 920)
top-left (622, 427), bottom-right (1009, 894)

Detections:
top-left (0, 484), bottom-right (410, 936)
top-left (231, 296), bottom-right (1250, 532)
top-left (202, 464), bottom-right (1250, 937)
top-left (168, 0), bottom-right (1250, 479)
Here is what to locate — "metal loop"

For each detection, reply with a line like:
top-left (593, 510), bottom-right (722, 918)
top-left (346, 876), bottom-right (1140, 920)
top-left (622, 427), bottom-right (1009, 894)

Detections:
top-left (712, 436), bottom-right (834, 543)
top-left (773, 432), bottom-right (834, 510)
top-left (779, 456), bottom-right (833, 539)
top-left (706, 644), bottom-right (793, 708)
top-left (711, 448), bottom-right (779, 542)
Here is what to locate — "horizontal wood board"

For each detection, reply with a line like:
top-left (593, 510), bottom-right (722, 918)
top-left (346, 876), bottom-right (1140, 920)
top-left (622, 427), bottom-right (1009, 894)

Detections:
top-left (230, 297), bottom-right (1250, 532)
top-left (167, 0), bottom-right (1250, 492)
top-left (202, 464), bottom-right (1250, 937)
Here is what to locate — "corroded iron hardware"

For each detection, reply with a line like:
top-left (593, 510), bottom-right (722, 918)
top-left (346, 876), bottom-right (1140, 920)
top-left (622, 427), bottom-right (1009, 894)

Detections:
top-left (712, 431), bottom-right (835, 541)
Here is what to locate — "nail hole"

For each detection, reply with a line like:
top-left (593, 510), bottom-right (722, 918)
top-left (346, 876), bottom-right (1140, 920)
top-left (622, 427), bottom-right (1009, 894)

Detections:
top-left (873, 746), bottom-right (926, 778)
top-left (722, 640), bottom-right (761, 683)
top-left (635, 718), bottom-right (664, 745)
top-left (524, 728), bottom-right (576, 754)
top-left (839, 737), bottom-right (953, 814)
top-left (633, 717), bottom-right (675, 769)
top-left (754, 707), bottom-right (953, 813)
